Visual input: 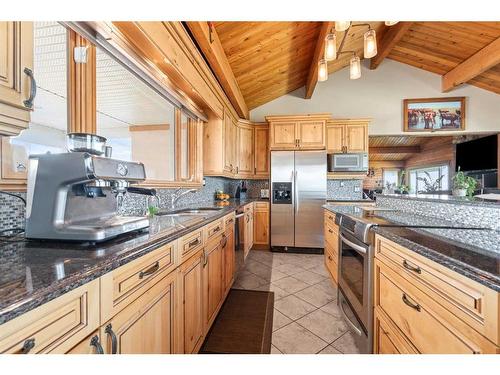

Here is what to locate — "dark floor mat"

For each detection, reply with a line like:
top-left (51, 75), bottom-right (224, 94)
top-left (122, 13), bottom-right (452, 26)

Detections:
top-left (200, 289), bottom-right (274, 354)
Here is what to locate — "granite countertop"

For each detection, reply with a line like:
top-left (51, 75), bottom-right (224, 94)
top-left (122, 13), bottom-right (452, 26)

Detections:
top-left (323, 204), bottom-right (500, 292)
top-left (0, 198), bottom-right (259, 325)
top-left (376, 193), bottom-right (500, 206)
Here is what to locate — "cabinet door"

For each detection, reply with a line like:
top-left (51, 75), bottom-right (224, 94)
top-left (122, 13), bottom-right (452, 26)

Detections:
top-left (203, 237), bottom-right (224, 327)
top-left (345, 123), bottom-right (368, 152)
top-left (101, 271), bottom-right (178, 354)
top-left (181, 251), bottom-right (204, 354)
top-left (296, 121), bottom-right (325, 149)
top-left (0, 22), bottom-right (33, 136)
top-left (223, 113), bottom-right (236, 173)
top-left (247, 211), bottom-right (254, 253)
top-left (237, 123), bottom-right (254, 175)
top-left (253, 125), bottom-right (269, 177)
top-left (223, 228), bottom-right (235, 293)
top-left (66, 331), bottom-right (104, 354)
top-left (269, 122), bottom-right (296, 149)
top-left (326, 124), bottom-right (345, 153)
top-left (253, 204), bottom-right (269, 246)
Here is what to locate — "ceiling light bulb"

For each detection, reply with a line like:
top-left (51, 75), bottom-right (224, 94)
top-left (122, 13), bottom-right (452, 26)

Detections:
top-left (318, 59), bottom-right (328, 82)
top-left (350, 56), bottom-right (361, 80)
top-left (335, 21), bottom-right (351, 32)
top-left (324, 33), bottom-right (337, 61)
top-left (364, 29), bottom-right (378, 58)
top-left (384, 21), bottom-right (399, 26)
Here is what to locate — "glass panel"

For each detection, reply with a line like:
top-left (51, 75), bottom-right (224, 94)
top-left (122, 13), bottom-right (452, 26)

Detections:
top-left (383, 169), bottom-right (399, 190)
top-left (5, 22), bottom-right (68, 174)
top-left (95, 46), bottom-right (176, 181)
top-left (341, 243), bottom-right (364, 306)
top-left (409, 164), bottom-right (450, 193)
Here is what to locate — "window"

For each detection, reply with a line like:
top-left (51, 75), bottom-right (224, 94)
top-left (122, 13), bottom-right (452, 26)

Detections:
top-left (383, 169), bottom-right (399, 190)
top-left (409, 165), bottom-right (449, 194)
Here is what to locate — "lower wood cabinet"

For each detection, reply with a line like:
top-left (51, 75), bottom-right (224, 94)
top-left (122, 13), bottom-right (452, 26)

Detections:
top-left (253, 201), bottom-right (269, 248)
top-left (323, 210), bottom-right (339, 285)
top-left (223, 227), bottom-right (235, 293)
top-left (100, 270), bottom-right (180, 354)
top-left (242, 204), bottom-right (254, 258)
top-left (203, 234), bottom-right (224, 329)
top-left (66, 331), bottom-right (104, 354)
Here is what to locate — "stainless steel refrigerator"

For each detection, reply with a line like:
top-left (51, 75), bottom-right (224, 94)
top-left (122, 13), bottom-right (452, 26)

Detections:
top-left (270, 151), bottom-right (326, 251)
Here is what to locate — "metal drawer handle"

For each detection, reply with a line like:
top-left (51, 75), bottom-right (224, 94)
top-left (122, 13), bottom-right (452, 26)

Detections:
top-left (23, 67), bottom-right (37, 109)
top-left (403, 260), bottom-right (422, 274)
top-left (328, 229), bottom-right (334, 234)
top-left (139, 261), bottom-right (160, 279)
top-left (220, 233), bottom-right (227, 248)
top-left (203, 249), bottom-right (208, 267)
top-left (188, 238), bottom-right (200, 248)
top-left (402, 293), bottom-right (421, 312)
top-left (105, 324), bottom-right (118, 354)
top-left (227, 218), bottom-right (234, 224)
top-left (90, 335), bottom-right (104, 354)
top-left (328, 216), bottom-right (333, 220)
top-left (213, 226), bottom-right (221, 233)
top-left (328, 255), bottom-right (333, 261)
top-left (21, 338), bottom-right (35, 354)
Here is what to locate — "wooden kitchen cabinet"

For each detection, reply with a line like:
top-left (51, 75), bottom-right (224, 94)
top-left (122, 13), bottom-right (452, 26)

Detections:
top-left (180, 249), bottom-right (205, 354)
top-left (203, 234), bottom-right (224, 328)
top-left (224, 112), bottom-right (237, 174)
top-left (243, 203), bottom-right (254, 258)
top-left (323, 210), bottom-right (339, 284)
top-left (100, 270), bottom-right (180, 354)
top-left (326, 119), bottom-right (369, 153)
top-left (253, 123), bottom-right (269, 178)
top-left (0, 22), bottom-right (34, 136)
top-left (253, 201), bottom-right (269, 248)
top-left (266, 114), bottom-right (330, 150)
top-left (236, 120), bottom-right (254, 176)
top-left (222, 225), bottom-right (235, 294)
top-left (66, 331), bottom-right (104, 354)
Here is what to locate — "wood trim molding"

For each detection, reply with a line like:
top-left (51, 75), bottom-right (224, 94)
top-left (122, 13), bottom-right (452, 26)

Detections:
top-left (370, 22), bottom-right (413, 70)
top-left (305, 22), bottom-right (335, 99)
top-left (498, 134), bottom-right (500, 188)
top-left (442, 37), bottom-right (500, 92)
top-left (265, 113), bottom-right (331, 122)
top-left (129, 124), bottom-right (170, 132)
top-left (67, 30), bottom-right (96, 134)
top-left (185, 22), bottom-right (249, 119)
top-left (370, 146), bottom-right (421, 154)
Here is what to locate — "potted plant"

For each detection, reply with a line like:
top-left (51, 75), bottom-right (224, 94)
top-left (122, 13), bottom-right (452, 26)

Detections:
top-left (452, 168), bottom-right (477, 197)
top-left (416, 171), bottom-right (445, 193)
top-left (395, 171), bottom-right (409, 194)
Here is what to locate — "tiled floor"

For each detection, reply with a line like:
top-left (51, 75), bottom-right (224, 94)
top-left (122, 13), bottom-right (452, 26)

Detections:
top-left (233, 250), bottom-right (360, 354)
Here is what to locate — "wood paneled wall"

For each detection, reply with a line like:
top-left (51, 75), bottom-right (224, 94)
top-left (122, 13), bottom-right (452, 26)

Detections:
top-left (404, 137), bottom-right (455, 170)
top-left (364, 161), bottom-right (405, 190)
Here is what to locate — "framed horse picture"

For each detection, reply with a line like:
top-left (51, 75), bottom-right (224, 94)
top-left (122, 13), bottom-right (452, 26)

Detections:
top-left (403, 97), bottom-right (465, 132)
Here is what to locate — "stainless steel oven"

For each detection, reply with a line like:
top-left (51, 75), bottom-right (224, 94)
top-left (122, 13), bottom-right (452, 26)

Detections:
top-left (337, 217), bottom-right (373, 354)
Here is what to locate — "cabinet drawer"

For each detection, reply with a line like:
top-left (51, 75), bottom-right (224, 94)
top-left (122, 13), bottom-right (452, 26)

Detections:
top-left (244, 204), bottom-right (253, 213)
top-left (375, 259), bottom-right (498, 353)
top-left (254, 201), bottom-right (269, 210)
top-left (325, 236), bottom-right (338, 260)
top-left (374, 308), bottom-right (417, 354)
top-left (324, 223), bottom-right (339, 250)
top-left (0, 279), bottom-right (100, 354)
top-left (324, 210), bottom-right (336, 227)
top-left (375, 235), bottom-right (500, 345)
top-left (224, 213), bottom-right (235, 228)
top-left (206, 219), bottom-right (224, 241)
top-left (100, 241), bottom-right (178, 322)
top-left (180, 229), bottom-right (204, 261)
top-left (324, 247), bottom-right (338, 283)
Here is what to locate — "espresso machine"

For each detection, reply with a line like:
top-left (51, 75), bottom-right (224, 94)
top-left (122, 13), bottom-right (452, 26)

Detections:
top-left (25, 150), bottom-right (150, 242)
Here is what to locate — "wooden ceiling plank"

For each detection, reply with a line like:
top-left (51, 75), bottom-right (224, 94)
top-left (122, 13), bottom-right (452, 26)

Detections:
top-left (186, 21), bottom-right (249, 119)
top-left (370, 146), bottom-right (421, 154)
top-left (442, 36), bottom-right (500, 92)
top-left (370, 22), bottom-right (413, 70)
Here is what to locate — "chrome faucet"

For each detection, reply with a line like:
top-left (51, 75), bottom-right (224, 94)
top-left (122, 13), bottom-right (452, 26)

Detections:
top-left (170, 188), bottom-right (197, 210)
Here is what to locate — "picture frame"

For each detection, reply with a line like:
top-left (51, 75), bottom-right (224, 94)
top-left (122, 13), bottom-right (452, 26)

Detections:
top-left (403, 97), bottom-right (465, 132)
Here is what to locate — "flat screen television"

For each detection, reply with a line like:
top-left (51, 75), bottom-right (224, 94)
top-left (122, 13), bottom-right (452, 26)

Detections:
top-left (455, 135), bottom-right (498, 172)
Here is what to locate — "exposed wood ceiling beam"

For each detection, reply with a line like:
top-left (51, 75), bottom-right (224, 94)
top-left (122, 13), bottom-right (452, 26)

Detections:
top-left (186, 22), bottom-right (249, 119)
top-left (304, 21), bottom-right (335, 99)
top-left (370, 22), bottom-right (413, 70)
top-left (370, 146), bottom-right (421, 154)
top-left (442, 36), bottom-right (500, 92)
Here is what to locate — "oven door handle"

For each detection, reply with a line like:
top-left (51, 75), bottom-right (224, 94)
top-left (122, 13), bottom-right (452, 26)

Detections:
top-left (235, 213), bottom-right (245, 219)
top-left (339, 298), bottom-right (363, 337)
top-left (340, 233), bottom-right (367, 254)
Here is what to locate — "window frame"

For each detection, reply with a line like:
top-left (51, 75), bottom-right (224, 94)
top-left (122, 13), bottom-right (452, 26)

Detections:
top-left (408, 163), bottom-right (450, 194)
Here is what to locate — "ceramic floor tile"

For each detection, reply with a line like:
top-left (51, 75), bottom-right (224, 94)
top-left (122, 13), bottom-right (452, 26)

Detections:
top-left (331, 332), bottom-right (361, 354)
top-left (271, 345), bottom-right (282, 354)
top-left (320, 301), bottom-right (342, 319)
top-left (318, 345), bottom-right (342, 354)
top-left (272, 322), bottom-right (328, 354)
top-left (292, 270), bottom-right (326, 285)
top-left (296, 309), bottom-right (348, 343)
top-left (274, 263), bottom-right (306, 276)
top-left (274, 294), bottom-right (317, 320)
top-left (255, 283), bottom-right (290, 300)
top-left (309, 264), bottom-right (331, 278)
top-left (314, 278), bottom-right (338, 298)
top-left (271, 276), bottom-right (309, 294)
top-left (273, 308), bottom-right (292, 331)
top-left (294, 284), bottom-right (335, 308)
top-left (235, 272), bottom-right (268, 290)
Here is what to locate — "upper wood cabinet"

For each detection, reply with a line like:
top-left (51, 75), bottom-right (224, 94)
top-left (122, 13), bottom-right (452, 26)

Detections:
top-left (0, 22), bottom-right (33, 136)
top-left (326, 119), bottom-right (369, 153)
top-left (254, 124), bottom-right (269, 178)
top-left (236, 120), bottom-right (254, 177)
top-left (266, 114), bottom-right (330, 150)
top-left (223, 112), bottom-right (237, 174)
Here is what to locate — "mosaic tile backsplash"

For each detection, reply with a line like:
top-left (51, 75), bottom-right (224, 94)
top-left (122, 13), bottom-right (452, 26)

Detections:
top-left (327, 179), bottom-right (363, 200)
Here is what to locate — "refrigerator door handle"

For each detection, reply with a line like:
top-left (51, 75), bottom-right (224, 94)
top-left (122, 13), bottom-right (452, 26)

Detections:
top-left (294, 170), bottom-right (299, 213)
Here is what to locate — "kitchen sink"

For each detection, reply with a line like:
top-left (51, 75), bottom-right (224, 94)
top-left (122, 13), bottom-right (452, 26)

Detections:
top-left (157, 207), bottom-right (224, 217)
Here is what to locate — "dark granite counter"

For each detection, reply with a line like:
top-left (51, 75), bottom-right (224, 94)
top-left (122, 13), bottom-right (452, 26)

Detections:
top-left (376, 193), bottom-right (500, 206)
top-left (323, 204), bottom-right (500, 292)
top-left (0, 198), bottom-right (258, 325)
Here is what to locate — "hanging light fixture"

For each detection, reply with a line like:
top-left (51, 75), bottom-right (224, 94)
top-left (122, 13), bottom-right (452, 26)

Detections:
top-left (363, 29), bottom-right (378, 58)
top-left (350, 55), bottom-right (361, 80)
top-left (335, 21), bottom-right (351, 32)
top-left (318, 59), bottom-right (328, 82)
top-left (384, 21), bottom-right (399, 26)
top-left (324, 32), bottom-right (336, 61)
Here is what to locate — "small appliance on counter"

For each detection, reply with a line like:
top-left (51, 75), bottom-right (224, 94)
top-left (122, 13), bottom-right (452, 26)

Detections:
top-left (260, 188), bottom-right (270, 199)
top-left (235, 181), bottom-right (247, 200)
top-left (25, 133), bottom-right (152, 242)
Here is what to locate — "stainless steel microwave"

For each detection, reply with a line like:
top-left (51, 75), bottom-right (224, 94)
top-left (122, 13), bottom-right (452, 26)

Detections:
top-left (327, 153), bottom-right (368, 172)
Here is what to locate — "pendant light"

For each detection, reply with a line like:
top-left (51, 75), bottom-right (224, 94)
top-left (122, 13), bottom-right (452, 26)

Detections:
top-left (349, 55), bottom-right (361, 80)
top-left (384, 21), bottom-right (399, 26)
top-left (324, 32), bottom-right (336, 61)
top-left (318, 59), bottom-right (328, 82)
top-left (335, 21), bottom-right (351, 32)
top-left (363, 29), bottom-right (377, 58)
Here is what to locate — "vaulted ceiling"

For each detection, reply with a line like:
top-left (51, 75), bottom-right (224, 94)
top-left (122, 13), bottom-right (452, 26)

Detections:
top-left (187, 21), bottom-right (500, 115)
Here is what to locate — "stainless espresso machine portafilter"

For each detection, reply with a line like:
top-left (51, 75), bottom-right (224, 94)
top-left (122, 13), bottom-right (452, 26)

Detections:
top-left (25, 134), bottom-right (153, 242)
